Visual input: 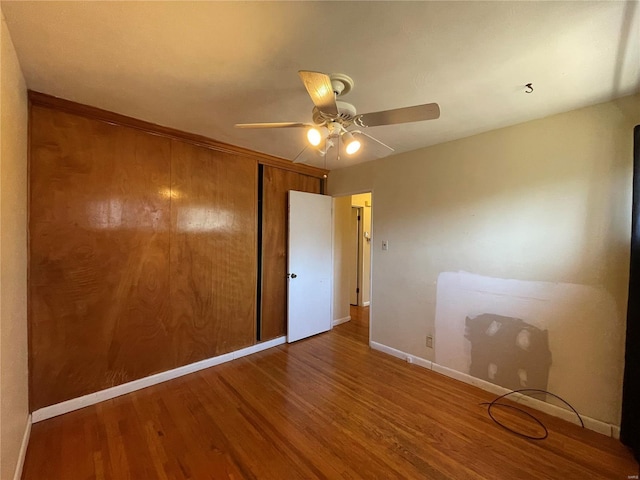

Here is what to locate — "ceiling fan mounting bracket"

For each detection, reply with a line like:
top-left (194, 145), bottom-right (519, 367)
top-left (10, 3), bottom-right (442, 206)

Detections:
top-left (329, 73), bottom-right (354, 97)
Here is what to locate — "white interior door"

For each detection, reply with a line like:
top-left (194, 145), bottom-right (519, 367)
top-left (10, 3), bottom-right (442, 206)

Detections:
top-left (287, 191), bottom-right (332, 343)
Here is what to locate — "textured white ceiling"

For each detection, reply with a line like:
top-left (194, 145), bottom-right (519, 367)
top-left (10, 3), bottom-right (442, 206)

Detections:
top-left (2, 1), bottom-right (639, 170)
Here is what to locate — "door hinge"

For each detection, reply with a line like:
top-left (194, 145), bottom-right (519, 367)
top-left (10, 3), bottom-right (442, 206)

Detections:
top-left (358, 215), bottom-right (361, 221)
top-left (356, 288), bottom-right (360, 293)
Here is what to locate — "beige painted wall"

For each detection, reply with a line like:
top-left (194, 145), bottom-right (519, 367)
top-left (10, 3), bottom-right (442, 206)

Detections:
top-left (328, 94), bottom-right (640, 425)
top-left (0, 10), bottom-right (29, 480)
top-left (351, 193), bottom-right (372, 305)
top-left (332, 196), bottom-right (352, 322)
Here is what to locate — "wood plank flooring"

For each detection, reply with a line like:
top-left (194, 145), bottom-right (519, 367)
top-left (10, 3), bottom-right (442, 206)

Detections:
top-left (22, 306), bottom-right (637, 479)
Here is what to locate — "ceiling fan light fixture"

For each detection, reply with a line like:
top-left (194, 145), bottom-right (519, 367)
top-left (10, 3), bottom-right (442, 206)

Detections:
top-left (236, 71), bottom-right (440, 165)
top-left (342, 131), bottom-right (361, 155)
top-left (307, 127), bottom-right (322, 147)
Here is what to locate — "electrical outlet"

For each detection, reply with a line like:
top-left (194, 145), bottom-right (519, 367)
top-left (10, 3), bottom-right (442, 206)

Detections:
top-left (426, 335), bottom-right (433, 348)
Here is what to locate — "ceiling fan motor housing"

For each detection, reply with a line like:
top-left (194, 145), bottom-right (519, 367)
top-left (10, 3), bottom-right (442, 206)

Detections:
top-left (312, 101), bottom-right (358, 126)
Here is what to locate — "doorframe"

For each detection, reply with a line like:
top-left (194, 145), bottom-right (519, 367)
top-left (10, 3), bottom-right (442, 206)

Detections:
top-left (331, 189), bottom-right (374, 346)
top-left (621, 125), bottom-right (640, 460)
top-left (350, 206), bottom-right (364, 307)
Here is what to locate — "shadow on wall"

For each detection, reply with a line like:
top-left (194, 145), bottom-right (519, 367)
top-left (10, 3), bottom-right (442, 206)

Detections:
top-left (435, 271), bottom-right (623, 425)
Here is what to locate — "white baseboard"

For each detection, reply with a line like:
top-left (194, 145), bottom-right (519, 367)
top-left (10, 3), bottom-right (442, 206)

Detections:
top-left (370, 340), bottom-right (618, 438)
top-left (332, 316), bottom-right (351, 327)
top-left (13, 414), bottom-right (31, 480)
top-left (370, 341), bottom-right (433, 370)
top-left (32, 336), bottom-right (286, 423)
top-left (362, 301), bottom-right (370, 307)
top-left (612, 425), bottom-right (621, 440)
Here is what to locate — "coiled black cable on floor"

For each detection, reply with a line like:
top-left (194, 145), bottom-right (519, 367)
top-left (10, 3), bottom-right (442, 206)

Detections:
top-left (480, 388), bottom-right (584, 440)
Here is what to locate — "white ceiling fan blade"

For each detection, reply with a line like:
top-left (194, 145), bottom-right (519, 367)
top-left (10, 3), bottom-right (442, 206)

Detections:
top-left (298, 71), bottom-right (338, 116)
top-left (293, 145), bottom-right (324, 165)
top-left (352, 131), bottom-right (395, 152)
top-left (292, 145), bottom-right (310, 164)
top-left (293, 139), bottom-right (335, 165)
top-left (355, 103), bottom-right (440, 128)
top-left (235, 122), bottom-right (310, 129)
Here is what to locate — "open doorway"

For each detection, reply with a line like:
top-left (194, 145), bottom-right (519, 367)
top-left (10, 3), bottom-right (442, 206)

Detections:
top-left (332, 192), bottom-right (372, 340)
top-left (349, 194), bottom-right (371, 307)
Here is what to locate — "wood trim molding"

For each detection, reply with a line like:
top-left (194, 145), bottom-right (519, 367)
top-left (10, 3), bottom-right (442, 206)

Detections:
top-left (28, 91), bottom-right (329, 179)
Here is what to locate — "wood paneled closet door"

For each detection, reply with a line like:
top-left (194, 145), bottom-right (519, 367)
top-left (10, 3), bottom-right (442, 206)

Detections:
top-left (29, 106), bottom-right (173, 410)
top-left (259, 166), bottom-right (322, 341)
top-left (29, 106), bottom-right (259, 411)
top-left (169, 140), bottom-right (257, 363)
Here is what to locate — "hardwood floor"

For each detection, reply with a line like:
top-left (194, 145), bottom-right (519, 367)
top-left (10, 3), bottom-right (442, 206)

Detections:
top-left (23, 306), bottom-right (636, 479)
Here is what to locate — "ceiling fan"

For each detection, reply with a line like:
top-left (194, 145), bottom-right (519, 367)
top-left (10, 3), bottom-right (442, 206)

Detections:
top-left (235, 71), bottom-right (440, 164)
